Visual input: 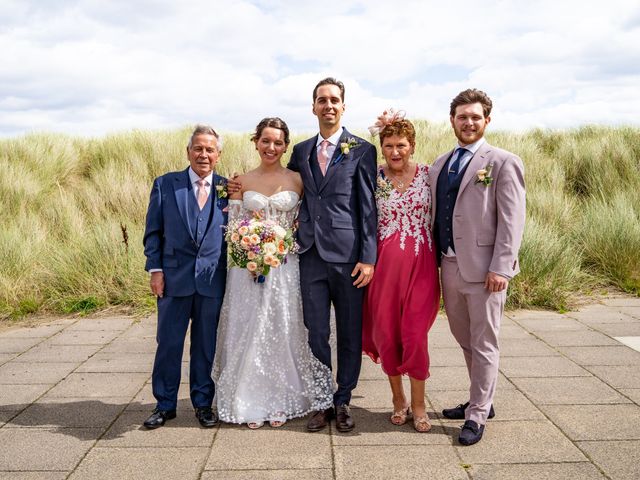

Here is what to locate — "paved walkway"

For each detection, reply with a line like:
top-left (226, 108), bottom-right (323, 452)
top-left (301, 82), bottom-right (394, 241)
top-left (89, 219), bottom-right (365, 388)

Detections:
top-left (1, 297), bottom-right (640, 479)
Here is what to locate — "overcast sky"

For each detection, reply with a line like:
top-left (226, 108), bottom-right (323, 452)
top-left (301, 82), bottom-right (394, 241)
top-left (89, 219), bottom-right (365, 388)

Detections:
top-left (1, 0), bottom-right (639, 137)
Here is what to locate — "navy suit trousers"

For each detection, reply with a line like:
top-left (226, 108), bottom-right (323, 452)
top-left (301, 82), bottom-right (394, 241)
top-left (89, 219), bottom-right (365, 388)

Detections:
top-left (152, 293), bottom-right (222, 411)
top-left (300, 245), bottom-right (363, 406)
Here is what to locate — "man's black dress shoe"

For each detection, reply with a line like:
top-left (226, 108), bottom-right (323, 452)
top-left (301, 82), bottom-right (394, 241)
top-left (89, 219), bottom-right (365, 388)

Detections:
top-left (442, 402), bottom-right (495, 420)
top-left (307, 407), bottom-right (334, 432)
top-left (335, 404), bottom-right (355, 432)
top-left (143, 408), bottom-right (176, 429)
top-left (458, 420), bottom-right (485, 445)
top-left (195, 407), bottom-right (219, 428)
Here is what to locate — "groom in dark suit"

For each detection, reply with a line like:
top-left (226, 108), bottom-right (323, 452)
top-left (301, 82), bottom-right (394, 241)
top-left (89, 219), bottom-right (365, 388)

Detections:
top-left (142, 125), bottom-right (227, 429)
top-left (288, 77), bottom-right (378, 432)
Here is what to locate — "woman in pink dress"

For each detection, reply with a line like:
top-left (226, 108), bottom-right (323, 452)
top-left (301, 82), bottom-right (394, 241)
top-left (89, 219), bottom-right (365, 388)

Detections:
top-left (362, 110), bottom-right (440, 432)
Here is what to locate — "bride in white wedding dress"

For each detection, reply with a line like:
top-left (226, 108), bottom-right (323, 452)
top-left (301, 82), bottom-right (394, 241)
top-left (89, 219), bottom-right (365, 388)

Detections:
top-left (213, 118), bottom-right (333, 429)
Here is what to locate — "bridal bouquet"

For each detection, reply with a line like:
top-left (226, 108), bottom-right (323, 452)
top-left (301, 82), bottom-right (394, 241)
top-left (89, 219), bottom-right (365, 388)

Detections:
top-left (225, 216), bottom-right (298, 283)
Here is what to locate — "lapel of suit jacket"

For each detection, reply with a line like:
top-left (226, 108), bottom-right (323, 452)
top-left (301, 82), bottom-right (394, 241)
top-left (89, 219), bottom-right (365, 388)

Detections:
top-left (174, 168), bottom-right (195, 241)
top-left (429, 150), bottom-right (453, 219)
top-left (457, 143), bottom-right (492, 197)
top-left (319, 128), bottom-right (349, 192)
top-left (301, 136), bottom-right (318, 194)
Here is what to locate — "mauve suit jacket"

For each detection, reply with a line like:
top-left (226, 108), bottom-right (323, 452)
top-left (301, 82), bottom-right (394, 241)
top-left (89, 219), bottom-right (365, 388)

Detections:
top-left (429, 142), bottom-right (526, 282)
top-left (287, 128), bottom-right (378, 264)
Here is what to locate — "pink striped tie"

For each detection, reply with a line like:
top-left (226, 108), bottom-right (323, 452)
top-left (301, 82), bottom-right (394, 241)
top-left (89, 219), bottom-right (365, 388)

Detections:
top-left (318, 140), bottom-right (329, 176)
top-left (196, 179), bottom-right (208, 209)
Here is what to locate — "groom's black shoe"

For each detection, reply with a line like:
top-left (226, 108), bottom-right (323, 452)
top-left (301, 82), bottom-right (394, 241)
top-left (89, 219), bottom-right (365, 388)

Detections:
top-left (195, 407), bottom-right (219, 428)
top-left (442, 402), bottom-right (495, 420)
top-left (307, 407), bottom-right (334, 432)
top-left (458, 420), bottom-right (485, 446)
top-left (143, 408), bottom-right (176, 429)
top-left (335, 404), bottom-right (355, 432)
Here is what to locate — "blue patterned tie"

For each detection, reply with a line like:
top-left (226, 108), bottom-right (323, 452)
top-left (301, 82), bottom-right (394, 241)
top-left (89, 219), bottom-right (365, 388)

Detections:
top-left (448, 148), bottom-right (468, 183)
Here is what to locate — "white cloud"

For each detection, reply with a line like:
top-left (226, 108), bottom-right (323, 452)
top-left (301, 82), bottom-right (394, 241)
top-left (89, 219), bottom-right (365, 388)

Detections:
top-left (1, 0), bottom-right (639, 137)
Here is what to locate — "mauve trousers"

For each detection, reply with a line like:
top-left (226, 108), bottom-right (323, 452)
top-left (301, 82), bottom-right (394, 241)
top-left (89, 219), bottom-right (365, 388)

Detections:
top-left (441, 256), bottom-right (505, 425)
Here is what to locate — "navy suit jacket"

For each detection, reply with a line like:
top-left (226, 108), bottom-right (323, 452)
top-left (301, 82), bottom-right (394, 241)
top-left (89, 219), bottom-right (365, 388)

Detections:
top-left (288, 128), bottom-right (377, 264)
top-left (143, 168), bottom-right (227, 298)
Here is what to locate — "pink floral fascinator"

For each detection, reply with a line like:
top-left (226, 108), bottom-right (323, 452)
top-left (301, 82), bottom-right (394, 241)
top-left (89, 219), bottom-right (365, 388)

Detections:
top-left (368, 108), bottom-right (406, 136)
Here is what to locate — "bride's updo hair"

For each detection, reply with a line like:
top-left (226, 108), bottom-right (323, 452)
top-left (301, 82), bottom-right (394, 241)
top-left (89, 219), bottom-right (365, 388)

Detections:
top-left (379, 119), bottom-right (416, 147)
top-left (251, 117), bottom-right (291, 145)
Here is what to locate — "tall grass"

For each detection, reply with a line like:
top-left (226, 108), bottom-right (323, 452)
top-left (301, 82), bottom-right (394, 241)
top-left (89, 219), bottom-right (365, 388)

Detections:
top-left (0, 123), bottom-right (638, 320)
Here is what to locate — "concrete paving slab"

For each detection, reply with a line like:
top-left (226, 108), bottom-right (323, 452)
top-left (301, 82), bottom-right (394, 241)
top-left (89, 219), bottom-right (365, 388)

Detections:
top-left (558, 345), bottom-right (640, 366)
top-left (47, 329), bottom-right (121, 346)
top-left (586, 365), bottom-right (640, 389)
top-left (500, 355), bottom-right (589, 377)
top-left (358, 357), bottom-right (387, 380)
top-left (201, 470), bottom-right (333, 480)
top-left (620, 388), bottom-right (640, 404)
top-left (577, 440), bottom-right (640, 480)
top-left (455, 420), bottom-right (586, 464)
top-left (596, 323), bottom-right (640, 336)
top-left (429, 388), bottom-right (545, 421)
top-left (68, 446), bottom-right (209, 480)
top-left (0, 427), bottom-right (100, 470)
top-left (617, 306), bottom-right (640, 319)
top-left (540, 404), bottom-right (640, 440)
top-left (533, 329), bottom-right (619, 347)
top-left (331, 408), bottom-right (450, 446)
top-left (469, 462), bottom-right (606, 480)
top-left (351, 379), bottom-right (408, 409)
top-left (0, 361), bottom-right (78, 384)
top-left (0, 337), bottom-right (43, 354)
top-left (1, 324), bottom-right (67, 338)
top-left (429, 347), bottom-right (468, 367)
top-left (600, 297), bottom-right (640, 307)
top-left (0, 473), bottom-right (68, 479)
top-left (614, 335), bottom-right (640, 352)
top-left (0, 353), bottom-right (16, 365)
top-left (75, 352), bottom-right (154, 373)
top-left (46, 372), bottom-right (148, 398)
top-left (206, 419), bottom-right (331, 470)
top-left (426, 366), bottom-right (471, 391)
top-left (12, 344), bottom-right (101, 363)
top-left (567, 305), bottom-right (638, 324)
top-left (100, 338), bottom-right (158, 354)
top-left (500, 337), bottom-right (560, 357)
top-left (117, 322), bottom-right (157, 339)
top-left (8, 397), bottom-right (129, 429)
top-left (516, 317), bottom-right (587, 332)
top-left (0, 384), bottom-right (51, 409)
top-left (498, 325), bottom-right (535, 339)
top-left (510, 376), bottom-right (631, 405)
top-left (333, 445), bottom-right (467, 479)
top-left (506, 309), bottom-right (567, 321)
top-left (126, 382), bottom-right (191, 412)
top-left (65, 317), bottom-right (135, 331)
top-left (98, 410), bottom-right (215, 447)
top-left (427, 330), bottom-right (460, 348)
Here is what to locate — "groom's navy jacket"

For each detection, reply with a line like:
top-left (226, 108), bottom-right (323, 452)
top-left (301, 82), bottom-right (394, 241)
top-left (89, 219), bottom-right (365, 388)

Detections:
top-left (288, 128), bottom-right (377, 265)
top-left (143, 167), bottom-right (227, 298)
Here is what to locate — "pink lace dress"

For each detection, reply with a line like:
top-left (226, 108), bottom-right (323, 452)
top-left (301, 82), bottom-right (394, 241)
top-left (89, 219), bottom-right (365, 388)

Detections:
top-left (363, 163), bottom-right (440, 380)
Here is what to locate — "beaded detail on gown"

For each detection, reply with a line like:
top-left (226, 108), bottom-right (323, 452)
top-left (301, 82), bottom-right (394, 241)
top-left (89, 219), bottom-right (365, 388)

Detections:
top-left (213, 191), bottom-right (334, 423)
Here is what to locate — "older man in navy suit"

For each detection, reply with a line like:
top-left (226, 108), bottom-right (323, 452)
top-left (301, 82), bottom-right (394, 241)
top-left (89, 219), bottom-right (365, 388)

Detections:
top-left (288, 77), bottom-right (378, 432)
top-left (142, 125), bottom-right (227, 429)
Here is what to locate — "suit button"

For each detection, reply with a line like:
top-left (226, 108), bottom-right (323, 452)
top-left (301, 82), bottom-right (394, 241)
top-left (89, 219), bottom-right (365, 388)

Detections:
top-left (199, 218), bottom-right (203, 222)
top-left (316, 215), bottom-right (320, 220)
top-left (318, 195), bottom-right (321, 200)
top-left (445, 216), bottom-right (449, 220)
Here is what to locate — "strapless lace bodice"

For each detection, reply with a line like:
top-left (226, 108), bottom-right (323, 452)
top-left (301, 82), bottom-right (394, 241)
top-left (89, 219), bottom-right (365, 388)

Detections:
top-left (229, 190), bottom-right (300, 227)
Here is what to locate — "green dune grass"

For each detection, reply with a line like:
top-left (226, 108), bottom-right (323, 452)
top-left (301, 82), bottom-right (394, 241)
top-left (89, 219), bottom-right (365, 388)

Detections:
top-left (1, 122), bottom-right (638, 320)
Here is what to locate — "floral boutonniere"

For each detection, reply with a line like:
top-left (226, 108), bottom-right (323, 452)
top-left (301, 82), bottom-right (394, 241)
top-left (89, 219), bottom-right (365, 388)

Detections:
top-left (215, 180), bottom-right (228, 198)
top-left (340, 137), bottom-right (359, 155)
top-left (375, 175), bottom-right (394, 201)
top-left (475, 162), bottom-right (494, 186)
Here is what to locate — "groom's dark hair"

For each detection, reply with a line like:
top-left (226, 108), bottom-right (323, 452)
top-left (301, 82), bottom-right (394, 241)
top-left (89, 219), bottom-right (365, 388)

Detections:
top-left (450, 89), bottom-right (493, 118)
top-left (313, 77), bottom-right (345, 102)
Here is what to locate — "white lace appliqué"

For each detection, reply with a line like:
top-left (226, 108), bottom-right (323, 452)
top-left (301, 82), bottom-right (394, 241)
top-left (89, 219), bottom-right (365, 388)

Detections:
top-left (377, 164), bottom-right (434, 255)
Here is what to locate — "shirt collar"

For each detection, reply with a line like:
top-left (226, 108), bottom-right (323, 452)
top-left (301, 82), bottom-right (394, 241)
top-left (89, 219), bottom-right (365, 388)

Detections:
top-left (188, 167), bottom-right (214, 186)
top-left (455, 137), bottom-right (485, 155)
top-left (316, 127), bottom-right (344, 147)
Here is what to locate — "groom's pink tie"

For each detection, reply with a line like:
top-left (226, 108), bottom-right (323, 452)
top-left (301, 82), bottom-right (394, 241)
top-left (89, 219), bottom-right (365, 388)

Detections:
top-left (318, 140), bottom-right (329, 176)
top-left (196, 179), bottom-right (208, 210)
